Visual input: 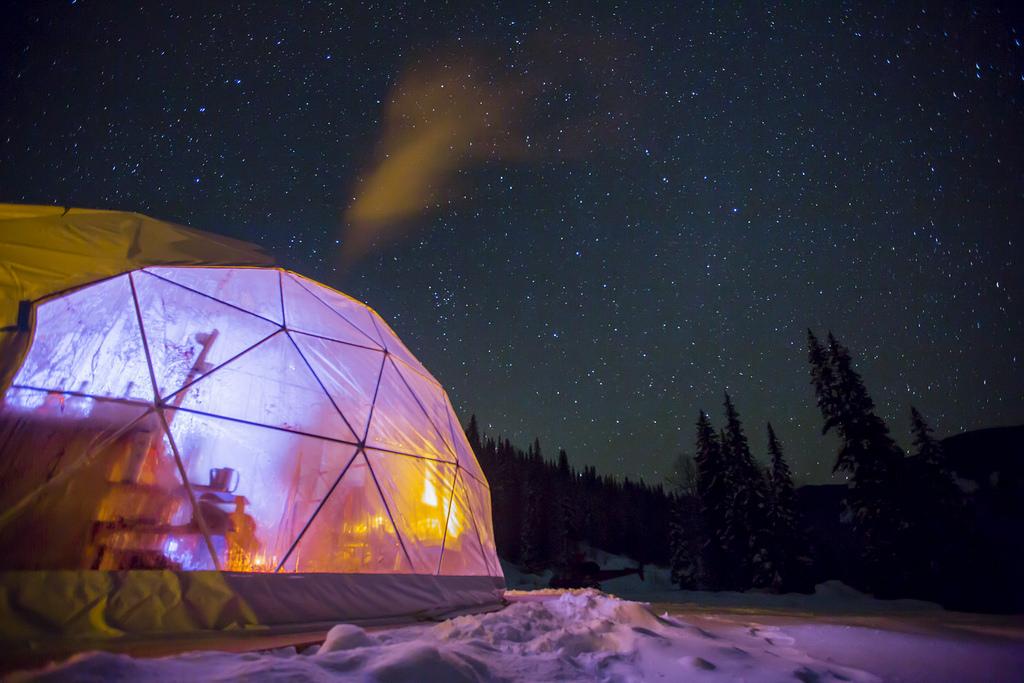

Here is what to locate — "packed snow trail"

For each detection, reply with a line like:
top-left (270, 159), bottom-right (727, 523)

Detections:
top-left (12, 588), bottom-right (1024, 682)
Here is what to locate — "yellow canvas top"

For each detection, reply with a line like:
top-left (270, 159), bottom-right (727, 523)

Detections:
top-left (0, 203), bottom-right (272, 390)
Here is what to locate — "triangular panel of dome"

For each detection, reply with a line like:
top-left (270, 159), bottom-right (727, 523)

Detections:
top-left (438, 472), bottom-right (491, 576)
top-left (289, 331), bottom-right (385, 443)
top-left (123, 418), bottom-right (220, 571)
top-left (289, 274), bottom-right (385, 347)
top-left (0, 405), bottom-right (217, 571)
top-left (132, 271), bottom-right (281, 399)
top-left (365, 449), bottom-right (457, 574)
top-left (460, 473), bottom-right (501, 576)
top-left (144, 267), bottom-right (284, 325)
top-left (365, 358), bottom-right (456, 463)
top-left (0, 388), bottom-right (154, 518)
top-left (280, 451), bottom-right (410, 573)
top-left (12, 274), bottom-right (154, 401)
top-left (281, 274), bottom-right (382, 349)
top-left (444, 402), bottom-right (489, 489)
top-left (169, 331), bottom-right (356, 443)
top-left (367, 310), bottom-right (434, 383)
top-left (162, 407), bottom-right (358, 572)
top-left (392, 358), bottom-right (454, 454)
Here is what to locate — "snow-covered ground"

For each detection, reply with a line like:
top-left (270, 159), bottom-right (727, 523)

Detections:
top-left (13, 583), bottom-right (1024, 682)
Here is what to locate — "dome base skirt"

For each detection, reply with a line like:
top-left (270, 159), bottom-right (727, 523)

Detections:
top-left (0, 570), bottom-right (505, 668)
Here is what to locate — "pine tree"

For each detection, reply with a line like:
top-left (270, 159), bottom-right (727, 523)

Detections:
top-left (498, 437), bottom-right (522, 561)
top-left (465, 414), bottom-right (482, 457)
top-left (721, 394), bottom-right (774, 589)
top-left (906, 407), bottom-right (965, 598)
top-left (557, 448), bottom-right (570, 477)
top-left (668, 454), bottom-right (702, 588)
top-left (910, 407), bottom-right (946, 471)
top-left (519, 467), bottom-right (541, 569)
top-left (807, 330), bottom-right (909, 595)
top-left (766, 423), bottom-right (799, 592)
top-left (693, 411), bottom-right (730, 589)
top-left (718, 403), bottom-right (746, 587)
top-left (767, 424), bottom-right (796, 533)
top-left (808, 330), bottom-right (840, 436)
top-left (552, 448), bottom-right (579, 565)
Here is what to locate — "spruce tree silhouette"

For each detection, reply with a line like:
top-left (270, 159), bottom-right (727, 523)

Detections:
top-left (693, 411), bottom-right (730, 589)
top-left (721, 393), bottom-right (774, 589)
top-left (906, 406), bottom-right (966, 599)
top-left (766, 423), bottom-right (799, 592)
top-left (464, 414), bottom-right (482, 457)
top-left (807, 330), bottom-right (909, 596)
top-left (668, 454), bottom-right (702, 588)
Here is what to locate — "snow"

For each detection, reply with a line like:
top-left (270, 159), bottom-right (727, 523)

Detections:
top-left (14, 586), bottom-right (1024, 682)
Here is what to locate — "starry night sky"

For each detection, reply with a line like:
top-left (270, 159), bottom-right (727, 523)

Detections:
top-left (2, 2), bottom-right (1022, 485)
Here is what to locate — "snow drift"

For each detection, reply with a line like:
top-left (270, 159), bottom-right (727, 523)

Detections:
top-left (17, 590), bottom-right (882, 682)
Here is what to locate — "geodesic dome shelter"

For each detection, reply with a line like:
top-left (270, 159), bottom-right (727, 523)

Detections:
top-left (0, 262), bottom-right (503, 639)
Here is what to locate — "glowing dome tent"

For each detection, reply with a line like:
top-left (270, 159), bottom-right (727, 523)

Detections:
top-left (0, 207), bottom-right (503, 644)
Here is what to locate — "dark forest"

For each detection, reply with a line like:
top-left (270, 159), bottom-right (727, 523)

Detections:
top-left (470, 331), bottom-right (1024, 613)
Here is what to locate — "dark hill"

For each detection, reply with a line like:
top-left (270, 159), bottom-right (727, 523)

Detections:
top-left (942, 425), bottom-right (1024, 504)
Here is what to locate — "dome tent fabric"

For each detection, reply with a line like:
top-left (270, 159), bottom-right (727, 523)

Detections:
top-left (0, 203), bottom-right (273, 394)
top-left (0, 209), bottom-right (503, 650)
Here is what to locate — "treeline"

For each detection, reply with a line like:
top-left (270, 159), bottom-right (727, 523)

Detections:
top-left (670, 330), bottom-right (967, 599)
top-left (466, 329), bottom-right (986, 606)
top-left (467, 423), bottom-right (672, 570)
top-left (668, 397), bottom-right (804, 592)
top-left (804, 330), bottom-right (965, 599)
